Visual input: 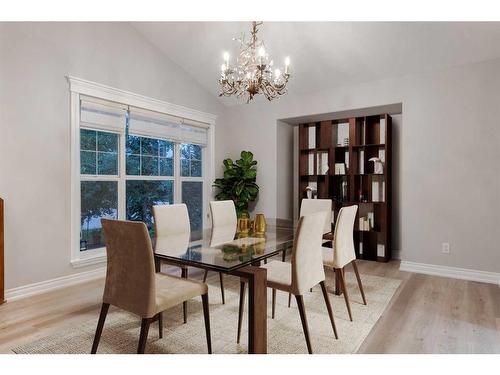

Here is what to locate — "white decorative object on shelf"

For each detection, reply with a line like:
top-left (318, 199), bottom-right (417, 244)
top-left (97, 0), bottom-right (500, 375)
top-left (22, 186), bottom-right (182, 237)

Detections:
top-left (305, 184), bottom-right (317, 199)
top-left (369, 157), bottom-right (384, 174)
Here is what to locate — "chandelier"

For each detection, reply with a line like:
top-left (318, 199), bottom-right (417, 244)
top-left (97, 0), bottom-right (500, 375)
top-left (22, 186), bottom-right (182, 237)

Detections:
top-left (218, 21), bottom-right (291, 103)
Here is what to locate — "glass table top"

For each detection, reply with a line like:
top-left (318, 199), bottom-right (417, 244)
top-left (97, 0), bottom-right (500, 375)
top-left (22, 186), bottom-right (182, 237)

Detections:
top-left (154, 219), bottom-right (295, 272)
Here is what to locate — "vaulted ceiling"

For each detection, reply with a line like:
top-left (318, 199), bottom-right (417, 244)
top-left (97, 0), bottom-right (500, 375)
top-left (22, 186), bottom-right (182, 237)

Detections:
top-left (132, 22), bottom-right (500, 106)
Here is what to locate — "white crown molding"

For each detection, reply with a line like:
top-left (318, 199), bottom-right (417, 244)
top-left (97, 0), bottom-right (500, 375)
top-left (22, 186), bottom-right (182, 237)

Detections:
top-left (66, 76), bottom-right (217, 126)
top-left (400, 261), bottom-right (500, 286)
top-left (5, 267), bottom-right (106, 302)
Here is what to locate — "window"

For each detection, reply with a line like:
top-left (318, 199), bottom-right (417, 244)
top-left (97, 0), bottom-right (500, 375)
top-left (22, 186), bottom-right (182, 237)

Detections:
top-left (80, 129), bottom-right (119, 251)
top-left (126, 136), bottom-right (174, 176)
top-left (69, 77), bottom-right (215, 266)
top-left (180, 143), bottom-right (202, 177)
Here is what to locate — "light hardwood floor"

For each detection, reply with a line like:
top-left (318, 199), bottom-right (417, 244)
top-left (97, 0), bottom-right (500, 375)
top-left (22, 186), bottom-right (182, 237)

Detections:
top-left (0, 260), bottom-right (498, 354)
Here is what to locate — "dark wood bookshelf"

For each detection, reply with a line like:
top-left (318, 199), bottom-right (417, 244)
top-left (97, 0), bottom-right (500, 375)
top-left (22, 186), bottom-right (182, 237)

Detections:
top-left (298, 114), bottom-right (393, 262)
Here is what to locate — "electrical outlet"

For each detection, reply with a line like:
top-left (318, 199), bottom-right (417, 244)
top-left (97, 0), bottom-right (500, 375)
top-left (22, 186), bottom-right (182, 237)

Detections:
top-left (442, 242), bottom-right (450, 254)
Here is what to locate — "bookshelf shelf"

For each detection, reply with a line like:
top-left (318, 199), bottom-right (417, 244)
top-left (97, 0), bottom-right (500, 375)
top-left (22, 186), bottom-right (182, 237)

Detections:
top-left (298, 114), bottom-right (393, 262)
top-left (352, 144), bottom-right (386, 148)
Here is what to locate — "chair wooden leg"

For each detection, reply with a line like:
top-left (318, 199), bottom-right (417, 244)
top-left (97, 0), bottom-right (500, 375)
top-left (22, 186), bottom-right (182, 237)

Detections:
top-left (271, 288), bottom-right (276, 319)
top-left (237, 280), bottom-right (246, 344)
top-left (337, 267), bottom-right (353, 321)
top-left (181, 267), bottom-right (188, 323)
top-left (91, 303), bottom-right (109, 354)
top-left (203, 269), bottom-right (208, 282)
top-left (288, 292), bottom-right (292, 308)
top-left (219, 272), bottom-right (225, 304)
top-left (295, 295), bottom-right (312, 354)
top-left (282, 248), bottom-right (286, 262)
top-left (319, 281), bottom-right (338, 339)
top-left (352, 260), bottom-right (367, 305)
top-left (158, 312), bottom-right (163, 339)
top-left (201, 293), bottom-right (212, 354)
top-left (137, 317), bottom-right (153, 354)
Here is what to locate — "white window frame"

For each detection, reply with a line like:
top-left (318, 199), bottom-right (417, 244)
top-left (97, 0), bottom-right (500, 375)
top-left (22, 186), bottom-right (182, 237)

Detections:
top-left (69, 76), bottom-right (216, 268)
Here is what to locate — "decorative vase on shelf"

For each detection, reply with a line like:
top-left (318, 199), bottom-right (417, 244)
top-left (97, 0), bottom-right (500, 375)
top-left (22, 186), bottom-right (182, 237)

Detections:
top-left (369, 157), bottom-right (384, 174)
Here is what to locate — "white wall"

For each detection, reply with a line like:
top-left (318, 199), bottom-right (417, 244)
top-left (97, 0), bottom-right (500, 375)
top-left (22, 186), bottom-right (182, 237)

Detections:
top-left (218, 58), bottom-right (500, 273)
top-left (276, 121), bottom-right (295, 220)
top-left (0, 23), bottom-right (225, 290)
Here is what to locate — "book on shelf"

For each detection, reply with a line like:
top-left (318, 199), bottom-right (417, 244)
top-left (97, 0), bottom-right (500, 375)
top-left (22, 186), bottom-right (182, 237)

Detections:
top-left (377, 244), bottom-right (385, 257)
top-left (372, 181), bottom-right (385, 202)
top-left (308, 126), bottom-right (316, 148)
top-left (361, 150), bottom-right (365, 173)
top-left (308, 153), bottom-right (314, 175)
top-left (334, 163), bottom-right (346, 175)
top-left (378, 149), bottom-right (385, 163)
top-left (337, 122), bottom-right (349, 147)
top-left (361, 119), bottom-right (366, 145)
top-left (368, 212), bottom-right (374, 229)
top-left (380, 118), bottom-right (386, 143)
top-left (317, 152), bottom-right (329, 175)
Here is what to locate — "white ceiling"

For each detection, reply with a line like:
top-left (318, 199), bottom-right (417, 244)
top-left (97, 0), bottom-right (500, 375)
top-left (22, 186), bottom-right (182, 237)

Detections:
top-left (132, 22), bottom-right (500, 106)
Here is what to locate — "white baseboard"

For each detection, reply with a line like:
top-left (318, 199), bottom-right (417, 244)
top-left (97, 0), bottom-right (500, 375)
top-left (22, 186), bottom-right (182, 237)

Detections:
top-left (5, 267), bottom-right (106, 302)
top-left (400, 261), bottom-right (500, 286)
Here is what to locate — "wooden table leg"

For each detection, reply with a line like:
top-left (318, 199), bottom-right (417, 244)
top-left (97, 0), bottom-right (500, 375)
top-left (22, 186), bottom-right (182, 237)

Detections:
top-left (233, 266), bottom-right (267, 354)
top-left (154, 258), bottom-right (161, 273)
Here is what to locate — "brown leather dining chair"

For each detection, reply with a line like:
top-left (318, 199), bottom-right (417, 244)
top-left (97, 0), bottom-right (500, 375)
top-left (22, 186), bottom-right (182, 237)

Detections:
top-left (91, 219), bottom-right (212, 354)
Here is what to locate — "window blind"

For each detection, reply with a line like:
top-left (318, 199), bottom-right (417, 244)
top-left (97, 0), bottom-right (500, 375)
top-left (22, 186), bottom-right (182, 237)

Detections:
top-left (79, 96), bottom-right (209, 146)
top-left (129, 107), bottom-right (208, 146)
top-left (80, 97), bottom-right (127, 132)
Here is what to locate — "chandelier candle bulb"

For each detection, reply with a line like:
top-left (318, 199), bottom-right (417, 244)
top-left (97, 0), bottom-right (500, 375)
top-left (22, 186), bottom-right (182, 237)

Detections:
top-left (285, 57), bottom-right (290, 73)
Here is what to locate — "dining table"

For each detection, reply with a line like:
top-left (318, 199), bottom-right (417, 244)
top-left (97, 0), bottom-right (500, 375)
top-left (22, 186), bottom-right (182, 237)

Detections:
top-left (153, 218), bottom-right (295, 354)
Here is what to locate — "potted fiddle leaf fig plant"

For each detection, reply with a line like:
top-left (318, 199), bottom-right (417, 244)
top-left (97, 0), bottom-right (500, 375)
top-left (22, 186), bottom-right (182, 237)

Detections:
top-left (213, 150), bottom-right (259, 217)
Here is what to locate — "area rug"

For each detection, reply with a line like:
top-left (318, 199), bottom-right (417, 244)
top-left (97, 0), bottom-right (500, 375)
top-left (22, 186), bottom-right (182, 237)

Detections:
top-left (13, 271), bottom-right (401, 354)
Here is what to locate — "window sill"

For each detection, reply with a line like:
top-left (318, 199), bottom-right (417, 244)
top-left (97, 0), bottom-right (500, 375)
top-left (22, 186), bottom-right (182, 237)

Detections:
top-left (71, 254), bottom-right (107, 269)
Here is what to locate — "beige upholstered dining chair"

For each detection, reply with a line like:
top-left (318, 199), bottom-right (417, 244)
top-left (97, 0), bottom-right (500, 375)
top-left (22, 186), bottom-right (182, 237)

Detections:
top-left (210, 200), bottom-right (238, 228)
top-left (153, 204), bottom-right (225, 321)
top-left (300, 198), bottom-right (333, 237)
top-left (237, 212), bottom-right (338, 354)
top-left (92, 219), bottom-right (211, 354)
top-left (286, 198), bottom-right (333, 307)
top-left (205, 200), bottom-right (239, 302)
top-left (322, 205), bottom-right (367, 322)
